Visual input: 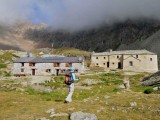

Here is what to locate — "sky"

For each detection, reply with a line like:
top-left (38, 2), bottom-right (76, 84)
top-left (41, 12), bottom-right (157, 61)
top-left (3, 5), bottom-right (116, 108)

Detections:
top-left (0, 0), bottom-right (160, 31)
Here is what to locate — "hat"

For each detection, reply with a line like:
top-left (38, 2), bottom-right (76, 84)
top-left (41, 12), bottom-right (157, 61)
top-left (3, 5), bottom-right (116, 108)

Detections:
top-left (68, 67), bottom-right (74, 71)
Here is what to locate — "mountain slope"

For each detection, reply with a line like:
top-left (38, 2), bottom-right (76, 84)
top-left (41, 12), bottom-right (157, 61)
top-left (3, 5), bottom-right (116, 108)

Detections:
top-left (118, 29), bottom-right (160, 54)
top-left (0, 22), bottom-right (46, 51)
top-left (25, 18), bottom-right (160, 52)
top-left (117, 29), bottom-right (160, 68)
top-left (0, 18), bottom-right (160, 53)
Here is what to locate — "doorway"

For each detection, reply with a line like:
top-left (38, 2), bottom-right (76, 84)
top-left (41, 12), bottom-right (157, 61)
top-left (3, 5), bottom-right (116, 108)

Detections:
top-left (32, 69), bottom-right (36, 75)
top-left (107, 62), bottom-right (110, 68)
top-left (56, 69), bottom-right (59, 76)
top-left (118, 62), bottom-right (122, 69)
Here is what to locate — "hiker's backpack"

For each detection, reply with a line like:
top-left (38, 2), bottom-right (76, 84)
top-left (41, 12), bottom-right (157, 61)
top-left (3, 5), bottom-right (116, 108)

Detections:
top-left (64, 72), bottom-right (73, 85)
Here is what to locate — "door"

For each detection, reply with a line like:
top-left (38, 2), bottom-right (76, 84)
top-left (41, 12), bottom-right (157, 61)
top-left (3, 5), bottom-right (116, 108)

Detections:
top-left (118, 62), bottom-right (122, 69)
top-left (32, 69), bottom-right (36, 75)
top-left (107, 62), bottom-right (110, 68)
top-left (56, 69), bottom-right (59, 76)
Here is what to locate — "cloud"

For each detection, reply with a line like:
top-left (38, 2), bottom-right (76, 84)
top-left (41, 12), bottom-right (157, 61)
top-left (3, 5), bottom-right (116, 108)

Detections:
top-left (0, 0), bottom-right (160, 31)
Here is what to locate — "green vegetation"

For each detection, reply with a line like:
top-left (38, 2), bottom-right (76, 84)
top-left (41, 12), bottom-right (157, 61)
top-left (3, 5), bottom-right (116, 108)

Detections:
top-left (39, 76), bottom-right (65, 89)
top-left (32, 47), bottom-right (91, 57)
top-left (144, 88), bottom-right (154, 94)
top-left (53, 47), bottom-right (91, 57)
top-left (0, 50), bottom-right (15, 63)
top-left (0, 72), bottom-right (160, 120)
top-left (0, 63), bottom-right (6, 69)
top-left (128, 73), bottom-right (149, 92)
top-left (99, 73), bottom-right (124, 85)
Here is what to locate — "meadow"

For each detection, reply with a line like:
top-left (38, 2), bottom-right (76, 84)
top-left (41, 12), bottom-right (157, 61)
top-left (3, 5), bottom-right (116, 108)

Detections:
top-left (0, 72), bottom-right (160, 120)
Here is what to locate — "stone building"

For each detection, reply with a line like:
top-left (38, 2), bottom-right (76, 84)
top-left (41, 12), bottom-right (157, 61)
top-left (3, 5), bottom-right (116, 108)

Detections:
top-left (91, 50), bottom-right (158, 72)
top-left (12, 57), bottom-right (84, 76)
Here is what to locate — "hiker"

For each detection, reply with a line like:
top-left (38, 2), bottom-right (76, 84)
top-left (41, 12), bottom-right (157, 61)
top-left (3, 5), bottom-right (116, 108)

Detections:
top-left (65, 67), bottom-right (79, 103)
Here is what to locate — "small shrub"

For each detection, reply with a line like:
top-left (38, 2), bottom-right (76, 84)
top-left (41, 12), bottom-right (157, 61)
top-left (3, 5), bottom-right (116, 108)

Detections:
top-left (144, 88), bottom-right (153, 94)
top-left (0, 64), bottom-right (6, 69)
top-left (4, 71), bottom-right (11, 77)
top-left (25, 88), bottom-right (38, 95)
top-left (112, 88), bottom-right (122, 92)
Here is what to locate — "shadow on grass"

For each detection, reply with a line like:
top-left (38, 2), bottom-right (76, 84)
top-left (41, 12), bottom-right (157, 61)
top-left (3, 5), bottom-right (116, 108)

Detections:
top-left (55, 100), bottom-right (64, 102)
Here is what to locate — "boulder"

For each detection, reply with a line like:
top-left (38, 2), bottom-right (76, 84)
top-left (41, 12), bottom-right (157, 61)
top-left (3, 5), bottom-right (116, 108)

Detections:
top-left (70, 111), bottom-right (98, 120)
top-left (130, 102), bottom-right (137, 107)
top-left (81, 79), bottom-right (102, 85)
top-left (140, 71), bottom-right (160, 86)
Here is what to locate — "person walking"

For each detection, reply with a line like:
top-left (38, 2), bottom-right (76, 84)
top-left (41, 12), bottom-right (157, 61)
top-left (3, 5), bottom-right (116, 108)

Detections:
top-left (65, 67), bottom-right (78, 103)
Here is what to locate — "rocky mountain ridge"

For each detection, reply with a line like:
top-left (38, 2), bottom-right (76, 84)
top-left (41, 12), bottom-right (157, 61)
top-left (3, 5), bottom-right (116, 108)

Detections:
top-left (0, 22), bottom-right (47, 51)
top-left (0, 18), bottom-right (160, 54)
top-left (25, 18), bottom-right (160, 52)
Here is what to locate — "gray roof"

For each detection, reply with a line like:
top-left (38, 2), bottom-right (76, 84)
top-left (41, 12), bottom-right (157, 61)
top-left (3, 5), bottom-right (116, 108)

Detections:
top-left (14, 57), bottom-right (83, 63)
top-left (92, 50), bottom-right (156, 56)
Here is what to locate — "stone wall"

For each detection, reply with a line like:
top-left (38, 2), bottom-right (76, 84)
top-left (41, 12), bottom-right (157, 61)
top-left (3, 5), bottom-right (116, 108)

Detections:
top-left (12, 62), bottom-right (84, 76)
top-left (91, 54), bottom-right (158, 72)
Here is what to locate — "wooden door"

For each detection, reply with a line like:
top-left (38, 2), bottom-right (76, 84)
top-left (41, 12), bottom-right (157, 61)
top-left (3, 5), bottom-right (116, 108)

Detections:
top-left (32, 69), bottom-right (35, 75)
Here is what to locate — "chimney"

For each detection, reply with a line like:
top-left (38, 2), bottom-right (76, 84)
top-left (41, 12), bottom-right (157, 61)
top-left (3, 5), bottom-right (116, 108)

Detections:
top-left (78, 57), bottom-right (83, 61)
top-left (109, 49), bottom-right (112, 52)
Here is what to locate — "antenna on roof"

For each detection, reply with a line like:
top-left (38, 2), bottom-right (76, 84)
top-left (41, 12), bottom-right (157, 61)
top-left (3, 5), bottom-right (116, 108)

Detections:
top-left (26, 52), bottom-right (30, 57)
top-left (51, 42), bottom-right (54, 54)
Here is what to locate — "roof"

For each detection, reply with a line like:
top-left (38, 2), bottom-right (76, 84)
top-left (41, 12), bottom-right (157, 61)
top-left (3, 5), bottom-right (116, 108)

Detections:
top-left (92, 50), bottom-right (156, 56)
top-left (14, 57), bottom-right (83, 63)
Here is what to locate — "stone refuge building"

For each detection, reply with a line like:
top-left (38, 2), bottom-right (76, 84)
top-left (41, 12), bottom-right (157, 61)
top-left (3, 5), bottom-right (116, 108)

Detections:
top-left (12, 57), bottom-right (84, 76)
top-left (91, 50), bottom-right (158, 72)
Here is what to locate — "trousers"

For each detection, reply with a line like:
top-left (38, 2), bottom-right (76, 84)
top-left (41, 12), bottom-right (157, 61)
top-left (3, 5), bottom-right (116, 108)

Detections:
top-left (65, 83), bottom-right (74, 102)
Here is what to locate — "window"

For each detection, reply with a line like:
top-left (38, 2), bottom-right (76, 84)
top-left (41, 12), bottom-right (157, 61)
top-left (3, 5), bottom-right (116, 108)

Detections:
top-left (21, 63), bottom-right (24, 67)
top-left (32, 63), bottom-right (35, 66)
top-left (96, 63), bottom-right (99, 66)
top-left (150, 58), bottom-right (153, 61)
top-left (75, 69), bottom-right (78, 73)
top-left (29, 63), bottom-right (36, 67)
top-left (29, 63), bottom-right (32, 66)
top-left (103, 63), bottom-right (105, 65)
top-left (96, 57), bottom-right (98, 59)
top-left (117, 56), bottom-right (119, 58)
top-left (21, 68), bottom-right (24, 72)
top-left (61, 69), bottom-right (66, 73)
top-left (69, 63), bottom-right (72, 67)
top-left (54, 63), bottom-right (60, 67)
top-left (66, 63), bottom-right (70, 67)
top-left (104, 57), bottom-right (106, 59)
top-left (46, 69), bottom-right (51, 73)
top-left (129, 61), bottom-right (133, 66)
top-left (136, 55), bottom-right (138, 58)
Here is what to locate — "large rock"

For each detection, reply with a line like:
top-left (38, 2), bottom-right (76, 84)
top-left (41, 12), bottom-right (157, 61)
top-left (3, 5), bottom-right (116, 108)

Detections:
top-left (81, 79), bottom-right (102, 85)
top-left (70, 111), bottom-right (98, 120)
top-left (140, 71), bottom-right (160, 86)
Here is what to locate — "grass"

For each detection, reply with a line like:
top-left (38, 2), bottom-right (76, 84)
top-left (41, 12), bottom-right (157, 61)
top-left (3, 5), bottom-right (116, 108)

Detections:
top-left (0, 63), bottom-right (6, 69)
top-left (32, 47), bottom-right (91, 57)
top-left (128, 73), bottom-right (154, 92)
top-left (0, 72), bottom-right (160, 120)
top-left (52, 47), bottom-right (91, 57)
top-left (0, 50), bottom-right (16, 63)
top-left (86, 66), bottom-right (105, 73)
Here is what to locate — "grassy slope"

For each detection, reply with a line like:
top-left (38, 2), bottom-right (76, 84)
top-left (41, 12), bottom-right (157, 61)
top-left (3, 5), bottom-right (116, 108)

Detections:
top-left (32, 47), bottom-right (91, 57)
top-left (0, 73), bottom-right (160, 120)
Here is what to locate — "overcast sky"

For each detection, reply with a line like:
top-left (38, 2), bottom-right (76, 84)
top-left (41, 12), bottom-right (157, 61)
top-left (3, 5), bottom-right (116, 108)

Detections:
top-left (0, 0), bottom-right (160, 31)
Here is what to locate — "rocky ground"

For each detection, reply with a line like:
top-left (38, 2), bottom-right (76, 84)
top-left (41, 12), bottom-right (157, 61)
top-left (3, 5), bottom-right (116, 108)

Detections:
top-left (0, 71), bottom-right (160, 120)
